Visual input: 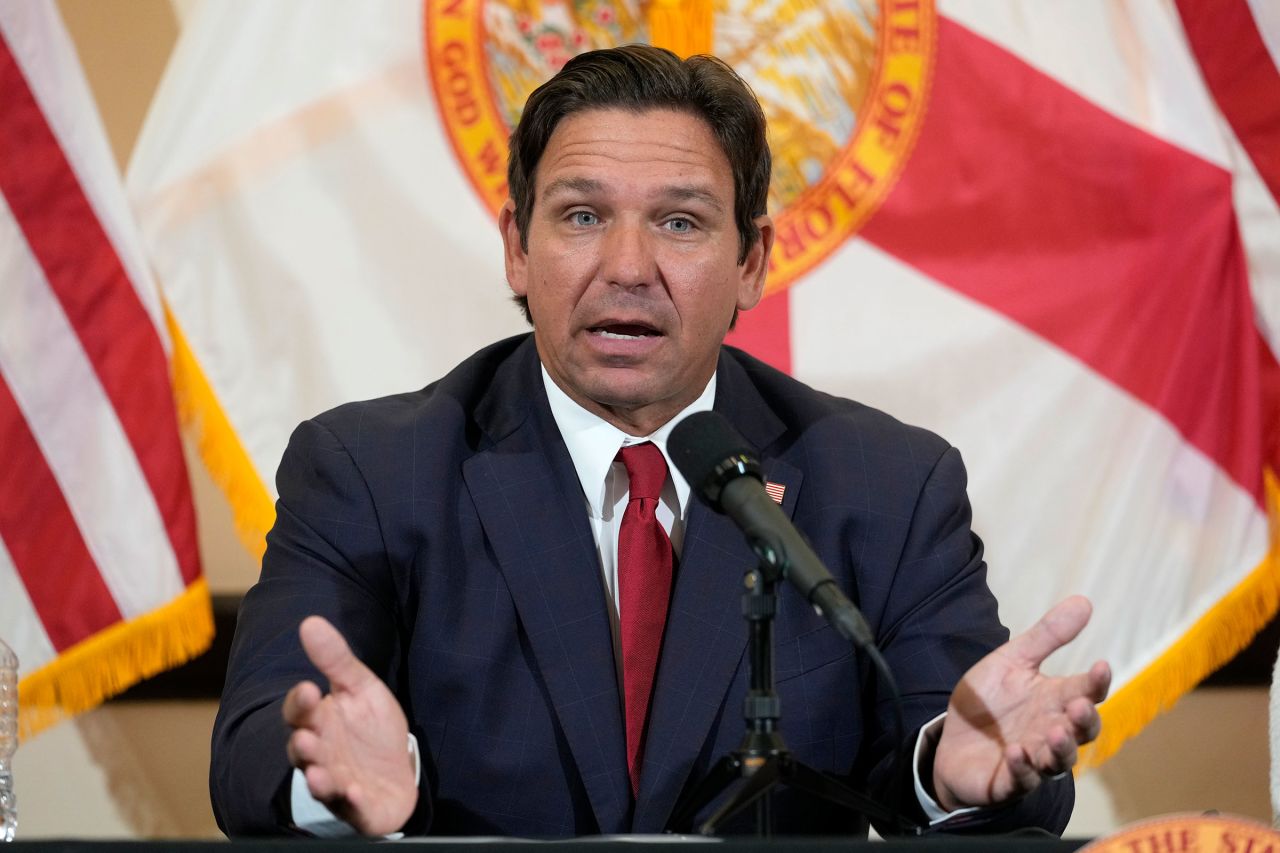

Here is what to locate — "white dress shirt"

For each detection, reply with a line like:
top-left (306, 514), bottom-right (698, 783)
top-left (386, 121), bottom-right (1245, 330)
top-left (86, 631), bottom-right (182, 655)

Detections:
top-left (291, 366), bottom-right (970, 833)
top-left (541, 366), bottom-right (715, 680)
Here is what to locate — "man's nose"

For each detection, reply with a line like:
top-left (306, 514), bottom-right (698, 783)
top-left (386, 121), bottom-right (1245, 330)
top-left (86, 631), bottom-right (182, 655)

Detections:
top-left (600, 220), bottom-right (656, 289)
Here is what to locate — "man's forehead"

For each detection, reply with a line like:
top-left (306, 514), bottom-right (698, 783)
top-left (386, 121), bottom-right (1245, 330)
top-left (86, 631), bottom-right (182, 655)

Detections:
top-left (533, 108), bottom-right (733, 202)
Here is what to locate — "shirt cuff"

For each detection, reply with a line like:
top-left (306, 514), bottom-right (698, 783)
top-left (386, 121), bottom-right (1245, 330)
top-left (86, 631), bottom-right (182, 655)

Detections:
top-left (913, 712), bottom-right (982, 825)
top-left (288, 732), bottom-right (421, 838)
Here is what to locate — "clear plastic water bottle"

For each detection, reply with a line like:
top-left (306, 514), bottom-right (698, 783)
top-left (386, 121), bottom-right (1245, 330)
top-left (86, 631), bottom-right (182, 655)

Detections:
top-left (0, 638), bottom-right (16, 842)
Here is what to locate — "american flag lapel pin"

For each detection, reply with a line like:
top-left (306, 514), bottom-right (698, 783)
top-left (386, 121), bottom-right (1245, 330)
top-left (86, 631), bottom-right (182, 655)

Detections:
top-left (764, 481), bottom-right (785, 504)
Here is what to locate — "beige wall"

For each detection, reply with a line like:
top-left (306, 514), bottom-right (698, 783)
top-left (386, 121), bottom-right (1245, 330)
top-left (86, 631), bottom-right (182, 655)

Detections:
top-left (11, 0), bottom-right (1272, 840)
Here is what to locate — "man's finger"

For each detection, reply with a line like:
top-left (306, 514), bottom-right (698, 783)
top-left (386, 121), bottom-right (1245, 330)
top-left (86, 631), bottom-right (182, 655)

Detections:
top-left (1066, 696), bottom-right (1102, 745)
top-left (1051, 666), bottom-right (1106, 708)
top-left (299, 615), bottom-right (375, 693)
top-left (1006, 596), bottom-right (1092, 669)
top-left (1038, 724), bottom-right (1077, 776)
top-left (305, 763), bottom-right (345, 804)
top-left (282, 680), bottom-right (322, 728)
top-left (286, 728), bottom-right (322, 770)
top-left (1087, 660), bottom-right (1112, 703)
top-left (1004, 743), bottom-right (1041, 795)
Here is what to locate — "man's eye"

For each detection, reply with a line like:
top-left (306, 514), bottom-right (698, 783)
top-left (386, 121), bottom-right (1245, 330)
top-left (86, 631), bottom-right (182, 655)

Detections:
top-left (570, 211), bottom-right (598, 226)
top-left (665, 217), bottom-right (694, 233)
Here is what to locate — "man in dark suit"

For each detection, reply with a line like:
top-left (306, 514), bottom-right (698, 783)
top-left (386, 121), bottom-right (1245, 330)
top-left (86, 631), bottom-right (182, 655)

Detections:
top-left (211, 45), bottom-right (1110, 838)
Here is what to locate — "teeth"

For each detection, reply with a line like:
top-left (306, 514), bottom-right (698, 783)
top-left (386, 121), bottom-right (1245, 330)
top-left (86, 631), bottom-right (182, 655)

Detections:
top-left (597, 330), bottom-right (643, 340)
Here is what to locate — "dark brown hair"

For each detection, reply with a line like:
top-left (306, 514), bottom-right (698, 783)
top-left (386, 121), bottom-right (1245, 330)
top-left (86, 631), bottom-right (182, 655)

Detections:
top-left (508, 44), bottom-right (771, 322)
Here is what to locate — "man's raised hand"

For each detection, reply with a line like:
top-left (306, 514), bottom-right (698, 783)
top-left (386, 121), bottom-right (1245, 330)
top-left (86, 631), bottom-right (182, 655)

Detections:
top-left (282, 616), bottom-right (417, 836)
top-left (931, 596), bottom-right (1111, 813)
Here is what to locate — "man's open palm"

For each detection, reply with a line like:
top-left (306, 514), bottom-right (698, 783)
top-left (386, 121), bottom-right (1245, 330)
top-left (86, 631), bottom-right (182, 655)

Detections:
top-left (932, 596), bottom-right (1111, 812)
top-left (282, 616), bottom-right (417, 836)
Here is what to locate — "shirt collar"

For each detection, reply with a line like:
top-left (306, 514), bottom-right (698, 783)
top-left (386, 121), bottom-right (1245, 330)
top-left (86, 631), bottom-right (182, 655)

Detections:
top-left (542, 366), bottom-right (717, 519)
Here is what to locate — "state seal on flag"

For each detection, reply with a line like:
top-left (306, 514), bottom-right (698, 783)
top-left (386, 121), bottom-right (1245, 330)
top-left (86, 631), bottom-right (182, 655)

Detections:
top-left (424, 0), bottom-right (935, 295)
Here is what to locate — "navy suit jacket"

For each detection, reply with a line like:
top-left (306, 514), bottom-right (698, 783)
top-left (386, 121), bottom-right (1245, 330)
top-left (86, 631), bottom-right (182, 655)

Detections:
top-left (210, 334), bottom-right (1072, 837)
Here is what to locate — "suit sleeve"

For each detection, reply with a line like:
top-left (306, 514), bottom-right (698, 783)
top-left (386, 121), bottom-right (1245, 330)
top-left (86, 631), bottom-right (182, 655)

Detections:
top-left (209, 416), bottom-right (431, 836)
top-left (861, 444), bottom-right (1073, 836)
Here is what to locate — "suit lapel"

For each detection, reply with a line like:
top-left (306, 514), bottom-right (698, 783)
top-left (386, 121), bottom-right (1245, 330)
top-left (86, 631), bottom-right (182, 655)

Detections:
top-left (461, 340), bottom-right (631, 833)
top-left (633, 351), bottom-right (805, 831)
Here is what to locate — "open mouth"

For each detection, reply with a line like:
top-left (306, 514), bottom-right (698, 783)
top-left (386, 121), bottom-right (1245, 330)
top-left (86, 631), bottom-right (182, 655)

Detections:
top-left (591, 323), bottom-right (662, 340)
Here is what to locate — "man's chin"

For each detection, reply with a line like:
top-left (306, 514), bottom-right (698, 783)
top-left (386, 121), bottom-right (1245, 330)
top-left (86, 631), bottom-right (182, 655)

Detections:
top-left (578, 381), bottom-right (662, 415)
top-left (563, 372), bottom-right (677, 423)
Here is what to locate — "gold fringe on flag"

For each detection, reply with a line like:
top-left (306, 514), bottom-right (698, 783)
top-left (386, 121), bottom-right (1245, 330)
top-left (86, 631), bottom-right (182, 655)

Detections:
top-left (646, 0), bottom-right (715, 58)
top-left (1079, 469), bottom-right (1280, 769)
top-left (17, 579), bottom-right (214, 740)
top-left (165, 304), bottom-right (275, 560)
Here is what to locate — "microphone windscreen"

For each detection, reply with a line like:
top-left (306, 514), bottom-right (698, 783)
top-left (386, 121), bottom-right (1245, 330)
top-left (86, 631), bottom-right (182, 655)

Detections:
top-left (668, 411), bottom-right (757, 500)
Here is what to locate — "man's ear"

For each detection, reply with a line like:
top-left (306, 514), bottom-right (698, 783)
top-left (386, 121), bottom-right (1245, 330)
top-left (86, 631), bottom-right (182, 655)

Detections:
top-left (499, 199), bottom-right (527, 297)
top-left (736, 214), bottom-right (774, 312)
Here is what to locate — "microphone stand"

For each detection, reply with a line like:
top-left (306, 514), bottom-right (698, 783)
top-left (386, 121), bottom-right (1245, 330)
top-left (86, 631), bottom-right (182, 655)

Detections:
top-left (665, 558), bottom-right (904, 837)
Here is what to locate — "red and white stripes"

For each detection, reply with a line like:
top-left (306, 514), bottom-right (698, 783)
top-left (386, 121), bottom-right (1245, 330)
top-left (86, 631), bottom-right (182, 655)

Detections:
top-left (0, 1), bottom-right (207, 735)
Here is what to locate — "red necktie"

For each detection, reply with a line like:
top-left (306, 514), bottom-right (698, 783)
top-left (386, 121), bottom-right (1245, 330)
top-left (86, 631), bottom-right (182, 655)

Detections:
top-left (616, 442), bottom-right (673, 796)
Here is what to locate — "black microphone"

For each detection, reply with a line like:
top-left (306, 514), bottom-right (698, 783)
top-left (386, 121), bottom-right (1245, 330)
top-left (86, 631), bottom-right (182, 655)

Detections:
top-left (668, 411), bottom-right (875, 650)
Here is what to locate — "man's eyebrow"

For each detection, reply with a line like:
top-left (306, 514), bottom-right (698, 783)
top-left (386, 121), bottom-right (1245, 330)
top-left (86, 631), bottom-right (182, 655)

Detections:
top-left (663, 185), bottom-right (725, 211)
top-left (541, 177), bottom-right (727, 212)
top-left (542, 176), bottom-right (602, 199)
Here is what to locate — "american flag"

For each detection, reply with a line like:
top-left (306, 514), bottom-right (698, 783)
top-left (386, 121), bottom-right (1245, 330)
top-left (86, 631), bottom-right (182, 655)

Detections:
top-left (0, 1), bottom-right (210, 738)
